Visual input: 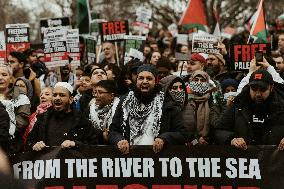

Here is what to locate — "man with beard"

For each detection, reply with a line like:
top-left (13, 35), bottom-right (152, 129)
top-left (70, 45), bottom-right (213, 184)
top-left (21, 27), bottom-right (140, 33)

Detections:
top-left (27, 82), bottom-right (101, 151)
top-left (109, 64), bottom-right (186, 154)
top-left (206, 53), bottom-right (227, 82)
top-left (215, 69), bottom-right (284, 150)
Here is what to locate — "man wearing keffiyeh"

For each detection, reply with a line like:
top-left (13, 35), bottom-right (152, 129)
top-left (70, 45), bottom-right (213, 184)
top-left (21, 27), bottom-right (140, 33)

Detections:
top-left (109, 64), bottom-right (186, 154)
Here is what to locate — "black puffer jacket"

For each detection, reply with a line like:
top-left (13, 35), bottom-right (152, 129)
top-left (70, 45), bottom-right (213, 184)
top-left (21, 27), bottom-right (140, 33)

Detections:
top-left (26, 108), bottom-right (102, 151)
top-left (215, 84), bottom-right (284, 145)
top-left (109, 91), bottom-right (186, 145)
top-left (0, 102), bottom-right (9, 151)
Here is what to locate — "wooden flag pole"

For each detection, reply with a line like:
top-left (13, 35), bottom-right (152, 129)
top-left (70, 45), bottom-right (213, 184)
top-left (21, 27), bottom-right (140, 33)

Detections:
top-left (115, 41), bottom-right (120, 68)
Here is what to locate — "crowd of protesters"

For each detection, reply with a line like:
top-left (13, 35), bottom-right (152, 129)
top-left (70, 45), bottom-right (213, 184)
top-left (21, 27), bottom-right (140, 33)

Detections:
top-left (0, 16), bottom-right (284, 156)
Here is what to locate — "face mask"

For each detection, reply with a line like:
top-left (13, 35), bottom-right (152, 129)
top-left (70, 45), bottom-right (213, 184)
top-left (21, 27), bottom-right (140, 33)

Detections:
top-left (170, 91), bottom-right (185, 105)
top-left (188, 81), bottom-right (210, 95)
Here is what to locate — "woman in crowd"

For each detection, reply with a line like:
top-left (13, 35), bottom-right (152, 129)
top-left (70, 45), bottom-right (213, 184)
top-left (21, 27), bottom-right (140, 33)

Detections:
top-left (14, 77), bottom-right (37, 112)
top-left (22, 87), bottom-right (53, 146)
top-left (88, 80), bottom-right (120, 143)
top-left (0, 64), bottom-right (30, 153)
top-left (210, 78), bottom-right (239, 144)
top-left (104, 63), bottom-right (121, 81)
top-left (159, 75), bottom-right (195, 143)
top-left (186, 70), bottom-right (214, 145)
top-left (149, 51), bottom-right (161, 65)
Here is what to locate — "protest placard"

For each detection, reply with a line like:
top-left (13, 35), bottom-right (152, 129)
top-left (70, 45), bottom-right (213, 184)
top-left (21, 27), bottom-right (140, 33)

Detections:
top-left (168, 23), bottom-right (178, 37)
top-left (230, 43), bottom-right (271, 70)
top-left (66, 29), bottom-right (80, 67)
top-left (175, 52), bottom-right (191, 61)
top-left (177, 34), bottom-right (189, 45)
top-left (40, 17), bottom-right (71, 39)
top-left (192, 33), bottom-right (220, 54)
top-left (0, 31), bottom-right (6, 64)
top-left (85, 35), bottom-right (97, 64)
top-left (11, 145), bottom-right (283, 188)
top-left (132, 6), bottom-right (152, 35)
top-left (5, 23), bottom-right (30, 56)
top-left (124, 35), bottom-right (146, 64)
top-left (43, 27), bottom-right (68, 68)
top-left (99, 20), bottom-right (129, 42)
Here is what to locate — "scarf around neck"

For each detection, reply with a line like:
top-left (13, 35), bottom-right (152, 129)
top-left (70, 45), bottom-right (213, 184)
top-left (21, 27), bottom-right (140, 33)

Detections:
top-left (192, 92), bottom-right (211, 138)
top-left (89, 97), bottom-right (120, 130)
top-left (121, 91), bottom-right (164, 145)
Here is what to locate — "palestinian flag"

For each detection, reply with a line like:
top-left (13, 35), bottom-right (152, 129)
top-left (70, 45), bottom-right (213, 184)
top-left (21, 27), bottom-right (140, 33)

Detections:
top-left (76, 0), bottom-right (91, 34)
top-left (178, 0), bottom-right (208, 32)
top-left (248, 0), bottom-right (268, 43)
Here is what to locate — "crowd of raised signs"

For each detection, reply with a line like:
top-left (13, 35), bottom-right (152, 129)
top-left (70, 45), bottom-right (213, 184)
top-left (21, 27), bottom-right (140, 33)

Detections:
top-left (0, 14), bottom-right (284, 156)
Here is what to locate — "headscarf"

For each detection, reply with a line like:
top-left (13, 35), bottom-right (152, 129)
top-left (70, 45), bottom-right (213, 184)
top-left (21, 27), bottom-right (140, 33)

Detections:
top-left (188, 70), bottom-right (211, 138)
top-left (15, 77), bottom-right (33, 100)
top-left (188, 70), bottom-right (211, 96)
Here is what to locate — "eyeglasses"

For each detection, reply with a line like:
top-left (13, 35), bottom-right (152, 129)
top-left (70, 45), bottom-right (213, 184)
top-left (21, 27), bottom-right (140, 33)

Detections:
top-left (171, 85), bottom-right (183, 90)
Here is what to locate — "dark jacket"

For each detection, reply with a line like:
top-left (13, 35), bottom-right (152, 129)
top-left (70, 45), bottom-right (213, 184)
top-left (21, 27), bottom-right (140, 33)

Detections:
top-left (109, 92), bottom-right (186, 145)
top-left (0, 102), bottom-right (10, 151)
top-left (159, 75), bottom-right (195, 141)
top-left (26, 108), bottom-right (102, 151)
top-left (215, 85), bottom-right (284, 145)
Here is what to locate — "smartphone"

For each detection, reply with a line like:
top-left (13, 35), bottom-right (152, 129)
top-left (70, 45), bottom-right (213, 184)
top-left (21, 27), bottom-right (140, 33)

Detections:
top-left (255, 51), bottom-right (263, 66)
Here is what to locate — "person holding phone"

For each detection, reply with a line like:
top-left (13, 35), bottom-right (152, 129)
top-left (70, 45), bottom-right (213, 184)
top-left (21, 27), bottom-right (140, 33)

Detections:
top-left (237, 54), bottom-right (284, 93)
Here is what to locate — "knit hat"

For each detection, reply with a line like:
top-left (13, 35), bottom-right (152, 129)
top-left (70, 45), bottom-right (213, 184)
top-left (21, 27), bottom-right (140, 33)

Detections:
top-left (15, 77), bottom-right (33, 100)
top-left (213, 53), bottom-right (226, 65)
top-left (137, 64), bottom-right (158, 77)
top-left (221, 78), bottom-right (238, 92)
top-left (54, 82), bottom-right (74, 94)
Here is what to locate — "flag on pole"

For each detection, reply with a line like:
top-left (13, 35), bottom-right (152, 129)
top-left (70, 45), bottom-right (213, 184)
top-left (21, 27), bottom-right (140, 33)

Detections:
top-left (248, 0), bottom-right (268, 43)
top-left (212, 5), bottom-right (221, 38)
top-left (178, 0), bottom-right (208, 32)
top-left (76, 0), bottom-right (91, 34)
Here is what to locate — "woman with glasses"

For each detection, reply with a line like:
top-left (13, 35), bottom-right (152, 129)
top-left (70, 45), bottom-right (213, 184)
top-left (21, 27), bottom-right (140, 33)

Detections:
top-left (88, 80), bottom-right (120, 143)
top-left (0, 64), bottom-right (30, 153)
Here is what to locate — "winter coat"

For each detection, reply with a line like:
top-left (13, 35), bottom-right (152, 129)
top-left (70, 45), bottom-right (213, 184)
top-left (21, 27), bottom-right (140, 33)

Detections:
top-left (215, 85), bottom-right (284, 145)
top-left (108, 92), bottom-right (186, 145)
top-left (159, 75), bottom-right (195, 141)
top-left (26, 108), bottom-right (102, 151)
top-left (0, 102), bottom-right (10, 151)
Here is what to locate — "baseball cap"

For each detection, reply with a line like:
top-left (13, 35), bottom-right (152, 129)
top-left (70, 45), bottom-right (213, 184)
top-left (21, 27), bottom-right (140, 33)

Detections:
top-left (191, 53), bottom-right (206, 64)
top-left (249, 69), bottom-right (273, 89)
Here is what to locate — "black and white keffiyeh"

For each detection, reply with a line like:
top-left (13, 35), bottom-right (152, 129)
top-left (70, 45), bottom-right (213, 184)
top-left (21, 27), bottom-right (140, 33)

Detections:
top-left (121, 91), bottom-right (164, 145)
top-left (169, 91), bottom-right (185, 106)
top-left (1, 94), bottom-right (30, 136)
top-left (89, 97), bottom-right (120, 130)
top-left (188, 81), bottom-right (210, 95)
